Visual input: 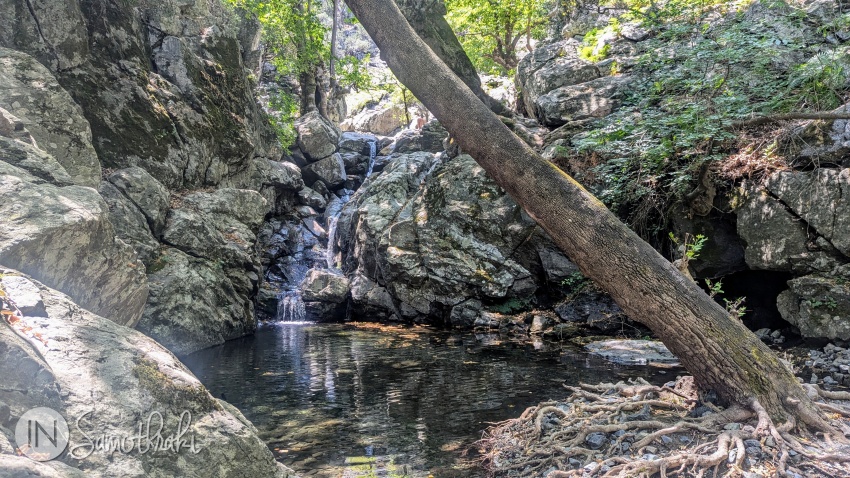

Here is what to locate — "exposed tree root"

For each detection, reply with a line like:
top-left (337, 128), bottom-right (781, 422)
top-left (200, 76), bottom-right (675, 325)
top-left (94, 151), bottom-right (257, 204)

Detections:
top-left (478, 377), bottom-right (850, 477)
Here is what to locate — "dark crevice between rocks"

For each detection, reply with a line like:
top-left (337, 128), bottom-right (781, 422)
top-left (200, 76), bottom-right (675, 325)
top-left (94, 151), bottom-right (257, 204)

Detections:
top-left (713, 270), bottom-right (795, 332)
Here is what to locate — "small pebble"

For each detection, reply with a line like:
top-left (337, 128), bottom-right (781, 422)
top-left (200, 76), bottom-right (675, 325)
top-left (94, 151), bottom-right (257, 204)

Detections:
top-left (568, 458), bottom-right (581, 468)
top-left (644, 446), bottom-right (658, 454)
top-left (641, 454), bottom-right (659, 461)
top-left (678, 435), bottom-right (692, 444)
top-left (660, 435), bottom-right (673, 445)
top-left (723, 423), bottom-right (741, 431)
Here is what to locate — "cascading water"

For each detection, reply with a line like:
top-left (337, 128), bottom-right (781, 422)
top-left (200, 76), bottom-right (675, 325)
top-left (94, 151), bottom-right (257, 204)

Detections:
top-left (273, 139), bottom-right (377, 322)
top-left (365, 140), bottom-right (377, 178)
top-left (325, 191), bottom-right (352, 270)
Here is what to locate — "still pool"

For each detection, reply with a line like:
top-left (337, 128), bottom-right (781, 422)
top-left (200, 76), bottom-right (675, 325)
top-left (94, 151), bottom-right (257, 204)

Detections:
top-left (183, 323), bottom-right (675, 477)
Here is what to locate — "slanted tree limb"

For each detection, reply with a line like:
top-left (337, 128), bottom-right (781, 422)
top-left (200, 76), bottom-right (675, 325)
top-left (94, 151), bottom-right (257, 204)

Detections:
top-left (733, 112), bottom-right (850, 128)
top-left (344, 0), bottom-right (842, 434)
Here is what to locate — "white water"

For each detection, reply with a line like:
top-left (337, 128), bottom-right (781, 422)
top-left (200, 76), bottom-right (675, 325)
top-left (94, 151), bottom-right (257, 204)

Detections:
top-left (365, 141), bottom-right (377, 178)
top-left (277, 290), bottom-right (306, 322)
top-left (325, 191), bottom-right (352, 270)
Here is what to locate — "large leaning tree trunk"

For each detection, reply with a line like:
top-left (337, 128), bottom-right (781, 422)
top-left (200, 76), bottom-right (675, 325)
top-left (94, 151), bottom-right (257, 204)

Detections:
top-left (394, 0), bottom-right (510, 116)
top-left (344, 0), bottom-right (837, 433)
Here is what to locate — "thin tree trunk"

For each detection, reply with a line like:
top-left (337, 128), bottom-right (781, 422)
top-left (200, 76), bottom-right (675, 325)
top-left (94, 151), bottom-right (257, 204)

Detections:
top-left (330, 0), bottom-right (340, 88)
top-left (344, 0), bottom-right (834, 431)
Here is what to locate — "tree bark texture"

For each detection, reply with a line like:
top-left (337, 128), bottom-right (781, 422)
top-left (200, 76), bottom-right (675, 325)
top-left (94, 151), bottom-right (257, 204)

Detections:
top-left (345, 0), bottom-right (832, 431)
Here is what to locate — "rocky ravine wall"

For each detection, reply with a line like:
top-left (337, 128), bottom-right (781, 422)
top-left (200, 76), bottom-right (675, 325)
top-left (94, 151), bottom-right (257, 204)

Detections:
top-left (0, 0), bottom-right (304, 356)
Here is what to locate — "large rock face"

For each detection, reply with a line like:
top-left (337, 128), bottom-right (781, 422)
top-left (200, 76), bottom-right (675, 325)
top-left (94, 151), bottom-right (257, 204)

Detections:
top-left (737, 169), bottom-right (849, 274)
top-left (0, 1), bottom-right (307, 354)
top-left (0, 48), bottom-right (100, 187)
top-left (337, 153), bottom-right (576, 323)
top-left (137, 189), bottom-right (268, 356)
top-left (535, 76), bottom-right (631, 127)
top-left (0, 269), bottom-right (294, 478)
top-left (0, 0), bottom-right (281, 191)
top-left (0, 109), bottom-right (148, 327)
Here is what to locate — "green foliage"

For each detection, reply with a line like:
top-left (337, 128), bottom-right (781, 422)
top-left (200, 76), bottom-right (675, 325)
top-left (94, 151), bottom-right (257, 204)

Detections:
top-left (572, 0), bottom-right (849, 225)
top-left (267, 89), bottom-right (299, 150)
top-left (705, 278), bottom-right (747, 319)
top-left (670, 233), bottom-right (707, 260)
top-left (810, 297), bottom-right (839, 311)
top-left (561, 271), bottom-right (591, 292)
top-left (490, 298), bottom-right (532, 314)
top-left (446, 0), bottom-right (549, 74)
top-left (579, 19), bottom-right (620, 62)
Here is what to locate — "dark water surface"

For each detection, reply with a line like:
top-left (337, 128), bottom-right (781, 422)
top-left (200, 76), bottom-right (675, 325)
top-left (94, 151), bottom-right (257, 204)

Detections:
top-left (184, 323), bottom-right (675, 477)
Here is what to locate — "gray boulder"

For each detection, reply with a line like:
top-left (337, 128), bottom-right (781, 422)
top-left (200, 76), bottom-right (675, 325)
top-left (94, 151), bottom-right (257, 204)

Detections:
top-left (339, 131), bottom-right (378, 156)
top-left (0, 269), bottom-right (295, 478)
top-left (300, 270), bottom-right (350, 321)
top-left (297, 186), bottom-right (328, 210)
top-left (586, 340), bottom-right (679, 366)
top-left (0, 174), bottom-right (148, 327)
top-left (302, 153), bottom-right (347, 189)
top-left (778, 274), bottom-right (850, 340)
top-left (515, 40), bottom-right (600, 117)
top-left (0, 48), bottom-right (100, 187)
top-left (137, 189), bottom-right (267, 355)
top-left (295, 111), bottom-right (340, 161)
top-left (737, 171), bottom-right (848, 273)
top-left (391, 121), bottom-right (448, 154)
top-left (105, 167), bottom-right (171, 237)
top-left (338, 153), bottom-right (576, 323)
top-left (341, 102), bottom-right (408, 136)
top-left (535, 76), bottom-right (631, 127)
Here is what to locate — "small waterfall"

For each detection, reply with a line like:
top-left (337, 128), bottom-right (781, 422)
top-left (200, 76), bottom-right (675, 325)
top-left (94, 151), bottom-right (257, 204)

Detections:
top-left (277, 290), bottom-right (306, 323)
top-left (325, 191), bottom-right (352, 270)
top-left (365, 141), bottom-right (377, 178)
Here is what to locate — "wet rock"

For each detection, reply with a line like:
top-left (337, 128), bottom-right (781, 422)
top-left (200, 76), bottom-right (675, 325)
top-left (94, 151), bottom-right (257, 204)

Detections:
top-left (585, 340), bottom-right (679, 366)
top-left (297, 186), bottom-right (328, 210)
top-left (450, 299), bottom-right (483, 328)
top-left (302, 153), bottom-right (347, 189)
top-left (554, 292), bottom-right (625, 332)
top-left (296, 111), bottom-right (340, 161)
top-left (339, 131), bottom-right (378, 156)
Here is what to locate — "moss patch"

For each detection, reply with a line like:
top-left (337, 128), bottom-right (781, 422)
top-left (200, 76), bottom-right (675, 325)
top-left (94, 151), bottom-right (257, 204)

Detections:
top-left (133, 357), bottom-right (220, 414)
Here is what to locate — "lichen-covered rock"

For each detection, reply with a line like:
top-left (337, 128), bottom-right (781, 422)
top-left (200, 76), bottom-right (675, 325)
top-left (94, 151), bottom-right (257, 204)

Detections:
top-left (98, 181), bottom-right (161, 265)
top-left (515, 39), bottom-right (600, 117)
top-left (105, 167), bottom-right (171, 237)
top-left (0, 269), bottom-right (295, 478)
top-left (137, 189), bottom-right (267, 355)
top-left (300, 269), bottom-right (350, 321)
top-left (0, 174), bottom-right (148, 327)
top-left (778, 274), bottom-right (850, 340)
top-left (0, 0), bottom-right (88, 71)
top-left (137, 247), bottom-right (257, 357)
top-left (0, 48), bottom-right (100, 187)
top-left (736, 171), bottom-right (848, 273)
top-left (535, 76), bottom-right (631, 127)
top-left (0, 0), bottom-right (280, 190)
top-left (337, 153), bottom-right (577, 324)
top-left (296, 111), bottom-right (340, 161)
top-left (302, 153), bottom-right (347, 189)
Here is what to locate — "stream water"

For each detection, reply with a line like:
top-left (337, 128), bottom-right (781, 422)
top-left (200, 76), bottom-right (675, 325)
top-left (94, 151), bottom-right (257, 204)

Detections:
top-left (184, 323), bottom-right (677, 477)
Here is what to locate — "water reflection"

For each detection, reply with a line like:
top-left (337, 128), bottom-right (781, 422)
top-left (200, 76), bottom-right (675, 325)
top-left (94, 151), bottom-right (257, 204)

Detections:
top-left (184, 323), bottom-right (676, 477)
